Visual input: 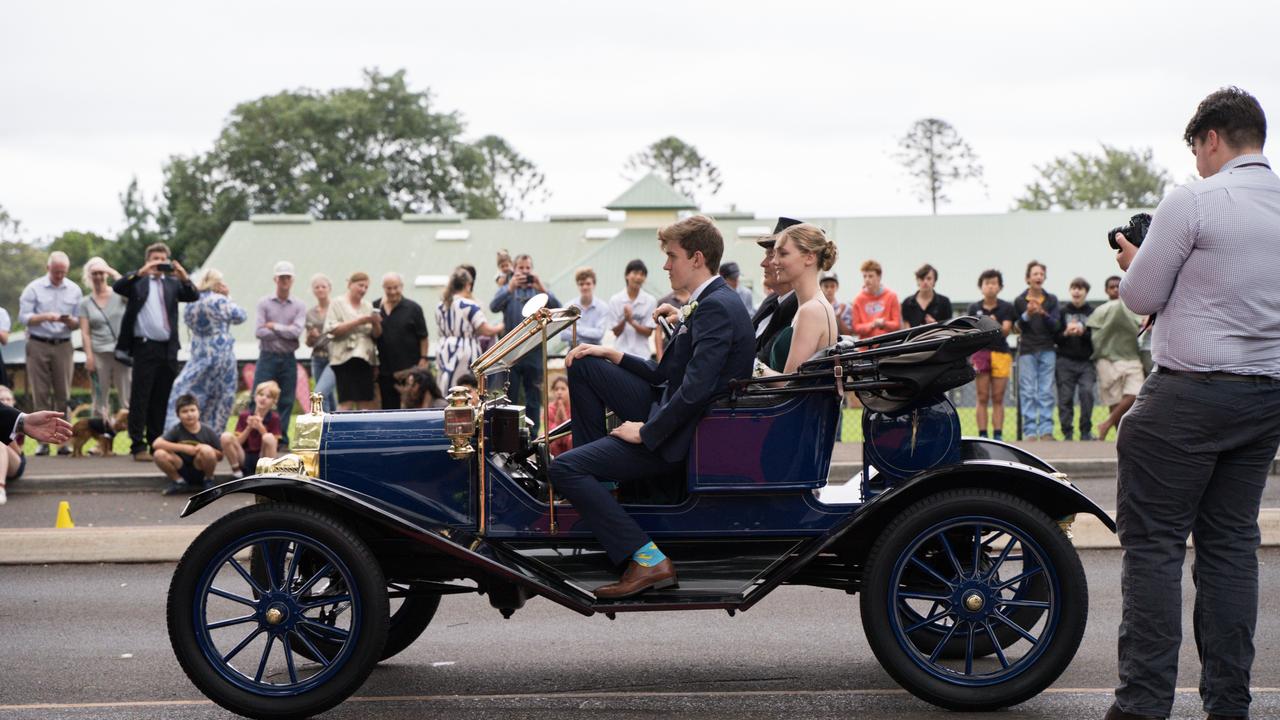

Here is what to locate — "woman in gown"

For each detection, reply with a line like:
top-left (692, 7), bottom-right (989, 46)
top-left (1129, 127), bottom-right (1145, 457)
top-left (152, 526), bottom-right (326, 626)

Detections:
top-left (763, 223), bottom-right (840, 374)
top-left (165, 269), bottom-right (248, 433)
top-left (435, 268), bottom-right (503, 393)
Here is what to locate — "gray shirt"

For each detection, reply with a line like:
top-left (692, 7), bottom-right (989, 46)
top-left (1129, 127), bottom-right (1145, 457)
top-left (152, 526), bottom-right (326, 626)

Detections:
top-left (136, 276), bottom-right (171, 342)
top-left (1120, 153), bottom-right (1280, 376)
top-left (79, 293), bottom-right (127, 353)
top-left (18, 274), bottom-right (83, 340)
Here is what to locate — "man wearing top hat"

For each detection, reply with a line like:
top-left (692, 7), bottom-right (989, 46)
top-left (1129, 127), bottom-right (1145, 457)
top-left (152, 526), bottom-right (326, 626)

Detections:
top-left (751, 217), bottom-right (803, 365)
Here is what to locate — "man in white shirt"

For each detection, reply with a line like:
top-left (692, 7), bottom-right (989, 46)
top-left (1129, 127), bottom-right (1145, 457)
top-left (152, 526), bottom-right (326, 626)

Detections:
top-left (560, 267), bottom-right (610, 347)
top-left (18, 251), bottom-right (83, 455)
top-left (607, 259), bottom-right (656, 359)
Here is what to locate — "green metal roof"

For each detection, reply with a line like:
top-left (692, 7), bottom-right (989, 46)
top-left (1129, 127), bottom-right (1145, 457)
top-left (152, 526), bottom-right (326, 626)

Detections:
top-left (605, 173), bottom-right (698, 211)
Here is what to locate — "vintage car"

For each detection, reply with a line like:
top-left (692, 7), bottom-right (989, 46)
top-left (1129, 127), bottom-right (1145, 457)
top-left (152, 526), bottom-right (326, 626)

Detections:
top-left (166, 308), bottom-right (1114, 720)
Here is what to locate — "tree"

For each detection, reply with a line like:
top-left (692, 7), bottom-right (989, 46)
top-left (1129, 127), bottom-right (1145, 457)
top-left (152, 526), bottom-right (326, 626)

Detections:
top-left (49, 230), bottom-right (111, 282)
top-left (105, 177), bottom-right (166, 271)
top-left (460, 135), bottom-right (549, 219)
top-left (1013, 144), bottom-right (1170, 211)
top-left (895, 118), bottom-right (985, 214)
top-left (0, 205), bottom-right (48, 320)
top-left (625, 136), bottom-right (722, 203)
top-left (138, 69), bottom-right (546, 269)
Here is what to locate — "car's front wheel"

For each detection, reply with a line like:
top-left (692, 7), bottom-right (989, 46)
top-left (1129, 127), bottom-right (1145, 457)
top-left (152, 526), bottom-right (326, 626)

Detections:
top-left (168, 502), bottom-right (388, 720)
top-left (860, 489), bottom-right (1087, 711)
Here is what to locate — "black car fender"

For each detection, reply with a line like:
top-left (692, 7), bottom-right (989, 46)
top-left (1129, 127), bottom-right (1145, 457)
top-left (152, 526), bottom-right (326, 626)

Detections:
top-left (822, 459), bottom-right (1115, 563)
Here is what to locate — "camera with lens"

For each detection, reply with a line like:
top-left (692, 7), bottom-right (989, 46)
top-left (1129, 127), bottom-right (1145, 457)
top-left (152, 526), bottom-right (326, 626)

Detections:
top-left (1107, 212), bottom-right (1152, 251)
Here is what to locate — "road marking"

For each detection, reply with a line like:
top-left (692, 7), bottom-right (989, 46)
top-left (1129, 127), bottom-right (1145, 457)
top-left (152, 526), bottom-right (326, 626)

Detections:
top-left (6, 687), bottom-right (1280, 710)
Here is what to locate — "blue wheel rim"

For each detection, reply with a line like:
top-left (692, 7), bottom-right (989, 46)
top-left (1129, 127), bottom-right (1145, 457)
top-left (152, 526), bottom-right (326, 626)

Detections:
top-left (192, 530), bottom-right (363, 696)
top-left (887, 515), bottom-right (1059, 686)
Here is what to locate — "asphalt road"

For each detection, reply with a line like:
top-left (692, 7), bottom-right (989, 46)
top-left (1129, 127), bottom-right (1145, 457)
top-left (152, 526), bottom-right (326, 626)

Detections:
top-left (2, 550), bottom-right (1279, 719)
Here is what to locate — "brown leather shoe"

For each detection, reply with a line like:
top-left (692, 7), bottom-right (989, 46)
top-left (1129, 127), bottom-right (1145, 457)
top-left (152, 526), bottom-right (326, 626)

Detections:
top-left (1103, 703), bottom-right (1163, 720)
top-left (594, 558), bottom-right (677, 600)
top-left (133, 451), bottom-right (153, 462)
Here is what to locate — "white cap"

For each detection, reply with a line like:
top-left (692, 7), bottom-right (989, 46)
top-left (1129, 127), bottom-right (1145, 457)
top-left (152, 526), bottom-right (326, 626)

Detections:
top-left (272, 261), bottom-right (295, 277)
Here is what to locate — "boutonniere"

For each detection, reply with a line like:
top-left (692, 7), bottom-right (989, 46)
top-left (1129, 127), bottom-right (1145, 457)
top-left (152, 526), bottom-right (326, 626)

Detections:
top-left (680, 301), bottom-right (699, 321)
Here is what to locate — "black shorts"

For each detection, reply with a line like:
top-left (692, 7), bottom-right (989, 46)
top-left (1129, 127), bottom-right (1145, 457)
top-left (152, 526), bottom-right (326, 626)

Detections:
top-left (332, 358), bottom-right (375, 403)
top-left (178, 456), bottom-right (207, 485)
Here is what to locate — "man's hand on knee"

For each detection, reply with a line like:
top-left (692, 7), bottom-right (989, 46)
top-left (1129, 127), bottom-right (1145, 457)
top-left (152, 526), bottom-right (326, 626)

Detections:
top-left (565, 343), bottom-right (622, 368)
top-left (610, 421), bottom-right (644, 444)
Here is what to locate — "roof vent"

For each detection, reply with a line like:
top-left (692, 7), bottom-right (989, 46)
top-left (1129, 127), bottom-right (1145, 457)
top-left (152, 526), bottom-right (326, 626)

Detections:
top-left (402, 213), bottom-right (464, 223)
top-left (414, 275), bottom-right (450, 288)
top-left (435, 228), bottom-right (471, 241)
top-left (736, 226), bottom-right (772, 239)
top-left (250, 214), bottom-right (313, 224)
top-left (584, 228), bottom-right (621, 241)
top-left (549, 213), bottom-right (610, 223)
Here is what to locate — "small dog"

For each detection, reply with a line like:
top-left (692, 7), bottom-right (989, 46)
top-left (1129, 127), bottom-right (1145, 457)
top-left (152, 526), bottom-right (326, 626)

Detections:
top-left (71, 408), bottom-right (129, 457)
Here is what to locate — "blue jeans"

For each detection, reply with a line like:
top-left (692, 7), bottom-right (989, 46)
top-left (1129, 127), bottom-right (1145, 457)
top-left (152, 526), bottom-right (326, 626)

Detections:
top-left (253, 352), bottom-right (297, 446)
top-left (1017, 349), bottom-right (1056, 437)
top-left (311, 356), bottom-right (337, 414)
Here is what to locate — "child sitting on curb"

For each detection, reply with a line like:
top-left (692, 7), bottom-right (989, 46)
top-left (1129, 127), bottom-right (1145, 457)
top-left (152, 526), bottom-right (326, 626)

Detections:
top-left (221, 380), bottom-right (282, 479)
top-left (155, 393), bottom-right (224, 495)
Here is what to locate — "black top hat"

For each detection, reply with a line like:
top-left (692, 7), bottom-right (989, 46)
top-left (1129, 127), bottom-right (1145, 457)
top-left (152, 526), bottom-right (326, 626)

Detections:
top-left (756, 216), bottom-right (804, 248)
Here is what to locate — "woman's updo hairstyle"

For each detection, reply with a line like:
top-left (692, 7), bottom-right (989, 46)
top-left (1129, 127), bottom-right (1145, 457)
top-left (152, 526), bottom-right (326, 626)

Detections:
top-left (777, 223), bottom-right (838, 272)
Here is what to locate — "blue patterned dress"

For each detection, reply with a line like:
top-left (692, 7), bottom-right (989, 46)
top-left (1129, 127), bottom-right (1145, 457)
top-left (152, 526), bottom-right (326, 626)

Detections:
top-left (165, 291), bottom-right (248, 433)
top-left (435, 296), bottom-right (486, 392)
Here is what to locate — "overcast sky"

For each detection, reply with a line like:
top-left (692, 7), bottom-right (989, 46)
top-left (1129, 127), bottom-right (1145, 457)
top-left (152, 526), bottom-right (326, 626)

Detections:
top-left (3, 0), bottom-right (1277, 240)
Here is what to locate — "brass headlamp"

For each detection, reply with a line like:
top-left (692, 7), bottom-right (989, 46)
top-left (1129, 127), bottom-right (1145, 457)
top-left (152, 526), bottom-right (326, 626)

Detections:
top-left (255, 391), bottom-right (324, 477)
top-left (445, 386), bottom-right (478, 460)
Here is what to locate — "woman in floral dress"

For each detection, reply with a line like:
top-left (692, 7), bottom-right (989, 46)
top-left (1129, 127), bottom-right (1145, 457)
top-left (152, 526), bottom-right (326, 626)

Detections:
top-left (165, 269), bottom-right (247, 433)
top-left (435, 268), bottom-right (503, 393)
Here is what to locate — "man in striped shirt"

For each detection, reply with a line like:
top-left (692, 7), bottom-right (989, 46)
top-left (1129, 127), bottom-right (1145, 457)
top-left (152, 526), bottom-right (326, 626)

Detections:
top-left (1106, 87), bottom-right (1280, 720)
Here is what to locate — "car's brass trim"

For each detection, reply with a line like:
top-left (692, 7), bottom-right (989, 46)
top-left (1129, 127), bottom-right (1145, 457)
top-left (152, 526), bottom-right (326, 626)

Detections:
top-left (445, 387), bottom-right (477, 460)
top-left (478, 373), bottom-right (488, 535)
top-left (255, 453), bottom-right (318, 478)
top-left (292, 392), bottom-right (326, 452)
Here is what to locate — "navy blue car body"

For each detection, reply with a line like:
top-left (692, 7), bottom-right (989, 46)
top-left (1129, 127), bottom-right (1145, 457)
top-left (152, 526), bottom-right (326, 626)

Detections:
top-left (168, 312), bottom-right (1112, 719)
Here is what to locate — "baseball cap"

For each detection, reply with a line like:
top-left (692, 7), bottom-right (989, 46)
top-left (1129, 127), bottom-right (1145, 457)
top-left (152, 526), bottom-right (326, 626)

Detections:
top-left (719, 262), bottom-right (741, 280)
top-left (819, 271), bottom-right (840, 284)
top-left (272, 261), bottom-right (296, 277)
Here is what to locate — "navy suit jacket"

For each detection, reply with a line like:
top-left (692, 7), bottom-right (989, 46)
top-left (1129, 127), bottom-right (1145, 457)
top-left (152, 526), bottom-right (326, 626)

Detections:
top-left (113, 272), bottom-right (199, 362)
top-left (617, 276), bottom-right (755, 463)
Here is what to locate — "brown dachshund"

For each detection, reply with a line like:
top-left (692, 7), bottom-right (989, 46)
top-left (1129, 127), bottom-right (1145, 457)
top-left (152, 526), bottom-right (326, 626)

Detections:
top-left (70, 408), bottom-right (129, 457)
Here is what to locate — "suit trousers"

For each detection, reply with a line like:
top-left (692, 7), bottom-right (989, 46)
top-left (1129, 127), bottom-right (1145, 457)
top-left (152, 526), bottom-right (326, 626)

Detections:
top-left (25, 338), bottom-right (73, 416)
top-left (1054, 355), bottom-right (1095, 439)
top-left (549, 356), bottom-right (681, 565)
top-left (128, 340), bottom-right (177, 455)
top-left (1114, 371), bottom-right (1280, 718)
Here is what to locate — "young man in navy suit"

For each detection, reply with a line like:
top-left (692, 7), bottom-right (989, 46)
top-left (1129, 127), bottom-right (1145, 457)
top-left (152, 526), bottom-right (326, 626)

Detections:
top-left (553, 215), bottom-right (756, 599)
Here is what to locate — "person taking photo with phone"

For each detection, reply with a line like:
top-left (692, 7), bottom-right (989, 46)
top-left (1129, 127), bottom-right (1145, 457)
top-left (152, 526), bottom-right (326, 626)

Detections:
top-left (18, 250), bottom-right (83, 456)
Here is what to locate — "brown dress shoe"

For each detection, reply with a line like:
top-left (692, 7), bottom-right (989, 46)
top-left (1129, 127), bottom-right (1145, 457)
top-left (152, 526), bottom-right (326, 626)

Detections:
top-left (594, 558), bottom-right (677, 600)
top-left (133, 451), bottom-right (153, 462)
top-left (1103, 703), bottom-right (1163, 720)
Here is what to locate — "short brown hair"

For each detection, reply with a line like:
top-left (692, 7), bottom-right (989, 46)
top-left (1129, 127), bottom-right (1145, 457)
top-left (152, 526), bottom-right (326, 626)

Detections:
top-left (1025, 260), bottom-right (1046, 279)
top-left (144, 242), bottom-right (171, 259)
top-left (860, 259), bottom-right (882, 276)
top-left (574, 267), bottom-right (596, 284)
top-left (348, 271), bottom-right (370, 285)
top-left (1184, 86), bottom-right (1267, 150)
top-left (658, 215), bottom-right (723, 273)
top-left (915, 263), bottom-right (937, 281)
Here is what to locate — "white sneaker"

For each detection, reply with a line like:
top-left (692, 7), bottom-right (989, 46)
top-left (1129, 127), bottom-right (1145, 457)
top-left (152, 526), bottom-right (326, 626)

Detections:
top-left (0, 487), bottom-right (7, 505)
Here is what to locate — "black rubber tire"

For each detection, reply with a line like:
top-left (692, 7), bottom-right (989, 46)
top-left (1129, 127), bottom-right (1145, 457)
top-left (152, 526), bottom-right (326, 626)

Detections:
top-left (859, 489), bottom-right (1087, 712)
top-left (167, 502), bottom-right (388, 720)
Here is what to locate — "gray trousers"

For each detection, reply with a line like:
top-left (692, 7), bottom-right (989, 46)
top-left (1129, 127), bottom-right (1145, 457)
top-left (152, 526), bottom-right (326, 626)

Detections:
top-left (1114, 370), bottom-right (1280, 718)
top-left (1055, 355), bottom-right (1095, 438)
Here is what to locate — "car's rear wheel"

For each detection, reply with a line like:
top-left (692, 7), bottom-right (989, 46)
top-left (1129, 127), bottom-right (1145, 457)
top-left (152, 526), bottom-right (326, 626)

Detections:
top-left (168, 502), bottom-right (388, 720)
top-left (860, 489), bottom-right (1086, 711)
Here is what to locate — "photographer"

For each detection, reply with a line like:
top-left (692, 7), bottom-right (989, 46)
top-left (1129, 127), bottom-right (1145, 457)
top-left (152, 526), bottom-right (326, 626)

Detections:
top-left (1106, 87), bottom-right (1280, 720)
top-left (114, 242), bottom-right (198, 461)
top-left (489, 253), bottom-right (559, 430)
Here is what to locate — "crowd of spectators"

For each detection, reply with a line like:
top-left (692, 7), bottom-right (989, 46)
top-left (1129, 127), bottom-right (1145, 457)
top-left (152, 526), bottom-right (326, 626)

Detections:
top-left (0, 230), bottom-right (1160, 497)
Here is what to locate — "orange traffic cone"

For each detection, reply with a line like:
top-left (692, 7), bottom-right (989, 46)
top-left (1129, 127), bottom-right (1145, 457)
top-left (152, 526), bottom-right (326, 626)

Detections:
top-left (55, 501), bottom-right (75, 529)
